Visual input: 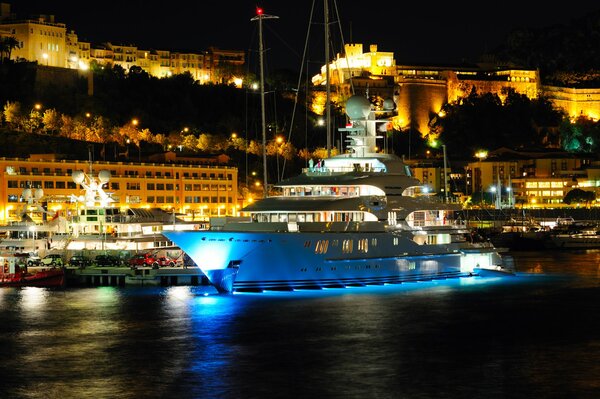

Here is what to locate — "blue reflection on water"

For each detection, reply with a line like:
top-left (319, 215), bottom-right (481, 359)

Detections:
top-left (0, 251), bottom-right (598, 399)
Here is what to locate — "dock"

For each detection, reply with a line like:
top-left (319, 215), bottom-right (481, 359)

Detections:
top-left (65, 265), bottom-right (210, 287)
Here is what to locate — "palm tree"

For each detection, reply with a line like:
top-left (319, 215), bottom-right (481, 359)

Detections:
top-left (0, 36), bottom-right (21, 63)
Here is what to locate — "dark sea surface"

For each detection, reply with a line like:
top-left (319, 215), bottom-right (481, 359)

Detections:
top-left (1, 250), bottom-right (599, 399)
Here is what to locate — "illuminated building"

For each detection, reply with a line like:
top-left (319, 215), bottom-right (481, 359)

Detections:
top-left (0, 154), bottom-right (239, 224)
top-left (0, 3), bottom-right (244, 85)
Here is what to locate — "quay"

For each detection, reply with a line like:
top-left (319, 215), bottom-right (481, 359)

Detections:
top-left (457, 208), bottom-right (600, 229)
top-left (65, 265), bottom-right (210, 287)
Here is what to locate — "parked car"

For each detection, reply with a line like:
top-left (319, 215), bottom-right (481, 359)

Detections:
top-left (128, 253), bottom-right (159, 268)
top-left (40, 254), bottom-right (64, 267)
top-left (14, 252), bottom-right (41, 267)
top-left (156, 256), bottom-right (177, 267)
top-left (69, 255), bottom-right (91, 268)
top-left (95, 254), bottom-right (121, 267)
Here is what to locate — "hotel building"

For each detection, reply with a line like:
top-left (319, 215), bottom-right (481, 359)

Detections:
top-left (0, 155), bottom-right (240, 224)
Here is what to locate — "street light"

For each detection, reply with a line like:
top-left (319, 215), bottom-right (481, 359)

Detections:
top-left (475, 150), bottom-right (488, 207)
top-left (275, 136), bottom-right (284, 182)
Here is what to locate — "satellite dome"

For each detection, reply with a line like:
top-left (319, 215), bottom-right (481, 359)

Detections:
top-left (98, 170), bottom-right (111, 183)
top-left (345, 95), bottom-right (371, 120)
top-left (22, 188), bottom-right (32, 200)
top-left (34, 188), bottom-right (44, 200)
top-left (72, 170), bottom-right (85, 184)
top-left (383, 98), bottom-right (395, 111)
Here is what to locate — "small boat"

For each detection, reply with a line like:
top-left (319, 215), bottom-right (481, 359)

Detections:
top-left (487, 217), bottom-right (549, 250)
top-left (0, 265), bottom-right (65, 288)
top-left (545, 218), bottom-right (600, 249)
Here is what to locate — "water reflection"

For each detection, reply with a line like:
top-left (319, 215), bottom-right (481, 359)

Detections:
top-left (0, 250), bottom-right (598, 398)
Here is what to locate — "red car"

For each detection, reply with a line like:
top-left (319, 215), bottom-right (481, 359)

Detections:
top-left (128, 253), bottom-right (159, 268)
top-left (156, 256), bottom-right (178, 267)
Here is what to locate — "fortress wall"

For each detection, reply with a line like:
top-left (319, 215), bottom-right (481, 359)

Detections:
top-left (396, 79), bottom-right (447, 137)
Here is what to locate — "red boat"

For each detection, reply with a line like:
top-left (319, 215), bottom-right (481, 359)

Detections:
top-left (0, 267), bottom-right (65, 288)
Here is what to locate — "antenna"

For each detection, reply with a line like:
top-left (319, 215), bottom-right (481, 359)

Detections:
top-left (325, 0), bottom-right (331, 158)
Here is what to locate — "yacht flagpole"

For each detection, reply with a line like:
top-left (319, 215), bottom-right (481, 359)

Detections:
top-left (251, 8), bottom-right (278, 198)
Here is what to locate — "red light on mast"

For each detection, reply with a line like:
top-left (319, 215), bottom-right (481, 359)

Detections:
top-left (256, 7), bottom-right (263, 15)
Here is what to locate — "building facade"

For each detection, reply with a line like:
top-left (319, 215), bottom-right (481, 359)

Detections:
top-left (0, 155), bottom-right (240, 224)
top-left (0, 3), bottom-right (244, 86)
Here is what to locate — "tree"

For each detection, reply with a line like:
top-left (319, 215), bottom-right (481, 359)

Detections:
top-left (563, 188), bottom-right (596, 206)
top-left (0, 36), bottom-right (21, 62)
top-left (3, 101), bottom-right (22, 128)
top-left (42, 109), bottom-right (62, 134)
top-left (180, 134), bottom-right (198, 151)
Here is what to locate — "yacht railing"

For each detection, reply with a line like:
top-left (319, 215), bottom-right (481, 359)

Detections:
top-left (302, 165), bottom-right (386, 174)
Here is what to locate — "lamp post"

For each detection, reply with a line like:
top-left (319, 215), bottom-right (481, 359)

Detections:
top-left (475, 150), bottom-right (488, 207)
top-left (275, 136), bottom-right (284, 182)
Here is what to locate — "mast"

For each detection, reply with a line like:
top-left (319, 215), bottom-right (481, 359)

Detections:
top-left (324, 0), bottom-right (332, 158)
top-left (442, 144), bottom-right (449, 203)
top-left (251, 8), bottom-right (278, 198)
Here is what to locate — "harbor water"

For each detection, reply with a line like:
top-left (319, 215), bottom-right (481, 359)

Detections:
top-left (0, 250), bottom-right (599, 399)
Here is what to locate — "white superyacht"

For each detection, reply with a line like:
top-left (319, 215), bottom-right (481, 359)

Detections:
top-left (163, 95), bottom-right (513, 293)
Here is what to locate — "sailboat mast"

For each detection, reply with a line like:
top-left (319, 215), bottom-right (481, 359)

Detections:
top-left (324, 0), bottom-right (331, 158)
top-left (251, 8), bottom-right (278, 198)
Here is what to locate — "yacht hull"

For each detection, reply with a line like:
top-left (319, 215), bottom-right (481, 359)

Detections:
top-left (164, 230), bottom-right (502, 293)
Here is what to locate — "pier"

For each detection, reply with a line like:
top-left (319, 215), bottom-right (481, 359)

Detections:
top-left (65, 265), bottom-right (210, 287)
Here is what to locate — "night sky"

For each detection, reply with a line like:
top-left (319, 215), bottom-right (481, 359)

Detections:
top-left (9, 1), bottom-right (600, 74)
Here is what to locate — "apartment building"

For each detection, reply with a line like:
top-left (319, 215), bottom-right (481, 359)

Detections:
top-left (0, 155), bottom-right (240, 224)
top-left (0, 3), bottom-right (244, 85)
top-left (406, 146), bottom-right (600, 209)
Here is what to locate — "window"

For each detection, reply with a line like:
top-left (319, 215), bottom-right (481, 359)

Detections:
top-left (44, 181), bottom-right (54, 189)
top-left (147, 183), bottom-right (155, 190)
top-left (156, 183), bottom-right (165, 190)
top-left (111, 182), bottom-right (120, 190)
top-left (7, 180), bottom-right (18, 188)
top-left (127, 182), bottom-right (140, 190)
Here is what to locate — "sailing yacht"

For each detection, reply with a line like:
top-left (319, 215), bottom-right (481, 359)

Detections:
top-left (163, 93), bottom-right (513, 293)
